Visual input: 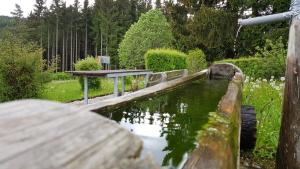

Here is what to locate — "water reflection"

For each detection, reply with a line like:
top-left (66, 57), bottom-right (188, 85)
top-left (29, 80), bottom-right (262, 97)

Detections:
top-left (101, 80), bottom-right (228, 168)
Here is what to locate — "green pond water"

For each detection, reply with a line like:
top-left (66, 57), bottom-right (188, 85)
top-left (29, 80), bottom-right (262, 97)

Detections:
top-left (100, 79), bottom-right (229, 168)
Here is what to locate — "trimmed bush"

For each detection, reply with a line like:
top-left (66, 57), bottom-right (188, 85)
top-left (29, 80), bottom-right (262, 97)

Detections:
top-left (187, 49), bottom-right (207, 74)
top-left (0, 39), bottom-right (44, 102)
top-left (145, 49), bottom-right (187, 72)
top-left (119, 9), bottom-right (174, 69)
top-left (216, 57), bottom-right (285, 79)
top-left (51, 72), bottom-right (75, 81)
top-left (216, 38), bottom-right (286, 79)
top-left (75, 57), bottom-right (102, 90)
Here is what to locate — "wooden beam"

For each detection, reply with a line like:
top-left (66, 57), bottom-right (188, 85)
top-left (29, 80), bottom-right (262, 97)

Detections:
top-left (277, 19), bottom-right (300, 168)
top-left (0, 100), bottom-right (160, 169)
top-left (183, 73), bottom-right (243, 169)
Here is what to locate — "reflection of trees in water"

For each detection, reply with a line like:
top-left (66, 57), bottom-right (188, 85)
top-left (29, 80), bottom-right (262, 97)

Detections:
top-left (100, 80), bottom-right (228, 168)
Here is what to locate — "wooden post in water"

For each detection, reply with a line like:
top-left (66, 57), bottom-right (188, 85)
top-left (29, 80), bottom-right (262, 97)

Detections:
top-left (277, 19), bottom-right (300, 169)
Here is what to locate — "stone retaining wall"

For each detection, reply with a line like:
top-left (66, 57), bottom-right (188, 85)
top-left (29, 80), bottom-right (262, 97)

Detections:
top-left (147, 69), bottom-right (188, 87)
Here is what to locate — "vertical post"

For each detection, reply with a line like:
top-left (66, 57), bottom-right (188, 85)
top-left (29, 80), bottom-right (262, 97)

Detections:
top-left (84, 76), bottom-right (88, 105)
top-left (277, 19), bottom-right (300, 169)
top-left (183, 69), bottom-right (189, 77)
top-left (114, 76), bottom-right (119, 97)
top-left (144, 73), bottom-right (149, 88)
top-left (121, 76), bottom-right (125, 96)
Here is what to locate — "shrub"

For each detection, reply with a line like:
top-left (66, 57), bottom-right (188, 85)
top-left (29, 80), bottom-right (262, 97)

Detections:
top-left (216, 38), bottom-right (286, 79)
top-left (187, 49), bottom-right (207, 73)
top-left (75, 57), bottom-right (102, 90)
top-left (216, 56), bottom-right (285, 79)
top-left (145, 49), bottom-right (187, 72)
top-left (51, 72), bottom-right (75, 81)
top-left (0, 39), bottom-right (44, 102)
top-left (119, 9), bottom-right (174, 69)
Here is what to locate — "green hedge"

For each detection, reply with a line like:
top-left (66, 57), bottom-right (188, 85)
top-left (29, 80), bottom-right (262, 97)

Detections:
top-left (187, 49), bottom-right (207, 74)
top-left (216, 57), bottom-right (285, 79)
top-left (75, 57), bottom-right (102, 90)
top-left (51, 72), bottom-right (75, 81)
top-left (145, 49), bottom-right (187, 72)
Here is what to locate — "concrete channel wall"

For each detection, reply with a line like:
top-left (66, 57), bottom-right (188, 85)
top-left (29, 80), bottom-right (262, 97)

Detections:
top-left (147, 69), bottom-right (189, 87)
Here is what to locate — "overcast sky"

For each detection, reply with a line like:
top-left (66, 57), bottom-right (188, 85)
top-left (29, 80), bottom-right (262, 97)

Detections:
top-left (0, 0), bottom-right (95, 17)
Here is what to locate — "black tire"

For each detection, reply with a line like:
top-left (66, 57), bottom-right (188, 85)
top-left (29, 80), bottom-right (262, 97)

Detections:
top-left (240, 105), bottom-right (257, 150)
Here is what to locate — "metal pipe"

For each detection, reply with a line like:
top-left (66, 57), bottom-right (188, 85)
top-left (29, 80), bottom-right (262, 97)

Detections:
top-left (238, 0), bottom-right (300, 26)
top-left (238, 12), bottom-right (293, 26)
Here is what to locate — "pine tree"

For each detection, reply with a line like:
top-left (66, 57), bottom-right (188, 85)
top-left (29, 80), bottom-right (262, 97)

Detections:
top-left (83, 0), bottom-right (89, 58)
top-left (51, 0), bottom-right (62, 71)
top-left (33, 0), bottom-right (46, 48)
top-left (10, 4), bottom-right (26, 39)
top-left (73, 0), bottom-right (80, 62)
top-left (11, 4), bottom-right (23, 19)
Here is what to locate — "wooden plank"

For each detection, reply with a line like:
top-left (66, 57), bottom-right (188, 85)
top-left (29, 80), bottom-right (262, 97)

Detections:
top-left (68, 70), bottom-right (152, 77)
top-left (277, 19), bottom-right (300, 168)
top-left (0, 100), bottom-right (147, 169)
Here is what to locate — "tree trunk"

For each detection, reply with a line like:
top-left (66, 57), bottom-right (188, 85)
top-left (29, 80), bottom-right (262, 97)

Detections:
top-left (62, 31), bottom-right (65, 72)
top-left (101, 31), bottom-right (103, 56)
top-left (66, 31), bottom-right (69, 71)
top-left (75, 24), bottom-right (78, 62)
top-left (47, 27), bottom-right (50, 68)
top-left (40, 24), bottom-right (43, 50)
top-left (70, 24), bottom-right (73, 71)
top-left (95, 42), bottom-right (98, 58)
top-left (106, 34), bottom-right (108, 56)
top-left (85, 19), bottom-right (88, 58)
top-left (55, 16), bottom-right (59, 72)
top-left (52, 32), bottom-right (55, 68)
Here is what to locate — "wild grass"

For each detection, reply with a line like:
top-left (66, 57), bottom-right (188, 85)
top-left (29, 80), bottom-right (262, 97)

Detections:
top-left (243, 76), bottom-right (284, 159)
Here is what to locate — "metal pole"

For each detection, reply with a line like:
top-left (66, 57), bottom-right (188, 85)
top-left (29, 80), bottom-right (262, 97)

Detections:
top-left (114, 77), bottom-right (119, 97)
top-left (121, 76), bottom-right (125, 96)
top-left (144, 74), bottom-right (149, 88)
top-left (84, 76), bottom-right (88, 105)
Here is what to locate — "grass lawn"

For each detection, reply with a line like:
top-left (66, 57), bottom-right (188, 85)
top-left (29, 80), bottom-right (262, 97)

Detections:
top-left (40, 78), bottom-right (143, 102)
